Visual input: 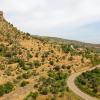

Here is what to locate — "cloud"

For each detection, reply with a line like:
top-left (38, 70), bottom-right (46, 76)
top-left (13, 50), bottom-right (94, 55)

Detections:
top-left (0, 0), bottom-right (100, 43)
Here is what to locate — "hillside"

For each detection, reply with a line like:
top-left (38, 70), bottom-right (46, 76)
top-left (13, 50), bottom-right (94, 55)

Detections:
top-left (32, 35), bottom-right (100, 49)
top-left (0, 12), bottom-right (100, 100)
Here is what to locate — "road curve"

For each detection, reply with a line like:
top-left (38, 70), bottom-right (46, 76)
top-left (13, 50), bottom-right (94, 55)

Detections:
top-left (67, 65), bottom-right (100, 100)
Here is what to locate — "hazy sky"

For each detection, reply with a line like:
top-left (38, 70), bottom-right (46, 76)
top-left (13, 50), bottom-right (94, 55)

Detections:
top-left (0, 0), bottom-right (100, 43)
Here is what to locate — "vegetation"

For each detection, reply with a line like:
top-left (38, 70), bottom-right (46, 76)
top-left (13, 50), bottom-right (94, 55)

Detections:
top-left (0, 82), bottom-right (14, 96)
top-left (0, 14), bottom-right (100, 100)
top-left (36, 68), bottom-right (68, 97)
top-left (76, 68), bottom-right (100, 98)
top-left (24, 92), bottom-right (38, 100)
top-left (61, 44), bottom-right (73, 53)
top-left (20, 80), bottom-right (29, 87)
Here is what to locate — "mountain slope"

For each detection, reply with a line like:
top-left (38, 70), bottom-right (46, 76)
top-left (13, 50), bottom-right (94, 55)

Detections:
top-left (32, 35), bottom-right (100, 48)
top-left (0, 12), bottom-right (100, 100)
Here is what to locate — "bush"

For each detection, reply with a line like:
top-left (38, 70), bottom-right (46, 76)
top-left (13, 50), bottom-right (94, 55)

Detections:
top-left (3, 82), bottom-right (14, 93)
top-left (18, 59), bottom-right (25, 68)
top-left (0, 86), bottom-right (4, 96)
top-left (22, 72), bottom-right (32, 79)
top-left (33, 60), bottom-right (41, 68)
top-left (61, 45), bottom-right (72, 53)
top-left (40, 87), bottom-right (49, 95)
top-left (68, 56), bottom-right (73, 61)
top-left (27, 53), bottom-right (33, 59)
top-left (20, 80), bottom-right (29, 87)
top-left (0, 82), bottom-right (14, 96)
top-left (25, 62), bottom-right (34, 69)
top-left (24, 92), bottom-right (38, 100)
top-left (8, 57), bottom-right (21, 64)
top-left (4, 51), bottom-right (12, 58)
top-left (0, 64), bottom-right (5, 70)
top-left (49, 61), bottom-right (54, 65)
top-left (4, 69), bottom-right (12, 76)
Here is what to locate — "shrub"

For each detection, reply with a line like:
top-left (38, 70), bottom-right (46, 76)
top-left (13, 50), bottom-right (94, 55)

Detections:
top-left (49, 61), bottom-right (54, 65)
top-left (26, 62), bottom-right (34, 69)
top-left (22, 72), bottom-right (32, 79)
top-left (27, 53), bottom-right (33, 59)
top-left (0, 64), bottom-right (5, 70)
top-left (0, 86), bottom-right (4, 96)
top-left (4, 51), bottom-right (12, 58)
top-left (4, 69), bottom-right (12, 76)
top-left (40, 87), bottom-right (49, 95)
top-left (18, 59), bottom-right (25, 68)
top-left (68, 56), bottom-right (73, 61)
top-left (0, 82), bottom-right (14, 96)
top-left (24, 92), bottom-right (38, 100)
top-left (3, 82), bottom-right (14, 93)
top-left (53, 65), bottom-right (60, 71)
top-left (61, 45), bottom-right (71, 53)
top-left (8, 57), bottom-right (21, 64)
top-left (33, 60), bottom-right (41, 68)
top-left (20, 80), bottom-right (29, 87)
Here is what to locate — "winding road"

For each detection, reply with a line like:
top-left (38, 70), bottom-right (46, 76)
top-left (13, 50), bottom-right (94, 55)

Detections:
top-left (67, 65), bottom-right (100, 100)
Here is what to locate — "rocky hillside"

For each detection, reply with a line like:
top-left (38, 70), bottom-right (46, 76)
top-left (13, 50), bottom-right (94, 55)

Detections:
top-left (0, 12), bottom-right (100, 100)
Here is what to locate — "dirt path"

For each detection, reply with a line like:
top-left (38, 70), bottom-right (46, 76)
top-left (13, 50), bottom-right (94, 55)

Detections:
top-left (67, 65), bottom-right (100, 100)
top-left (0, 84), bottom-right (35, 100)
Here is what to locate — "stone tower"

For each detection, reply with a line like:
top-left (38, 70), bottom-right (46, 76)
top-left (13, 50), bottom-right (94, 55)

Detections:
top-left (0, 11), bottom-right (3, 28)
top-left (0, 11), bottom-right (3, 21)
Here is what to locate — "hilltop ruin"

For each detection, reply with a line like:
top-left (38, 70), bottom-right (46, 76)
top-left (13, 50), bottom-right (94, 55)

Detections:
top-left (0, 11), bottom-right (3, 21)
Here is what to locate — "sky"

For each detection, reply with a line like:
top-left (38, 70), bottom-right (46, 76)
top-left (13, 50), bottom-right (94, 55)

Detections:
top-left (0, 0), bottom-right (100, 43)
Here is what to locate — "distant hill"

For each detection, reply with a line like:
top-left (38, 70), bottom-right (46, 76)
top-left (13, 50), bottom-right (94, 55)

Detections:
top-left (32, 35), bottom-right (100, 49)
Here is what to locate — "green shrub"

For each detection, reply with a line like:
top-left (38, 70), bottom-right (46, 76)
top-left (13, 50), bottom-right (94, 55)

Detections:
top-left (27, 53), bottom-right (33, 59)
top-left (40, 87), bottom-right (49, 95)
top-left (33, 60), bottom-right (41, 68)
top-left (20, 80), bottom-right (29, 87)
top-left (18, 59), bottom-right (25, 68)
top-left (0, 86), bottom-right (4, 96)
top-left (0, 82), bottom-right (14, 96)
top-left (4, 51), bottom-right (12, 58)
top-left (22, 72), bottom-right (32, 79)
top-left (24, 92), bottom-right (38, 100)
top-left (0, 64), bottom-right (5, 70)
top-left (61, 45), bottom-right (72, 53)
top-left (3, 82), bottom-right (14, 93)
top-left (4, 69), bottom-right (12, 76)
